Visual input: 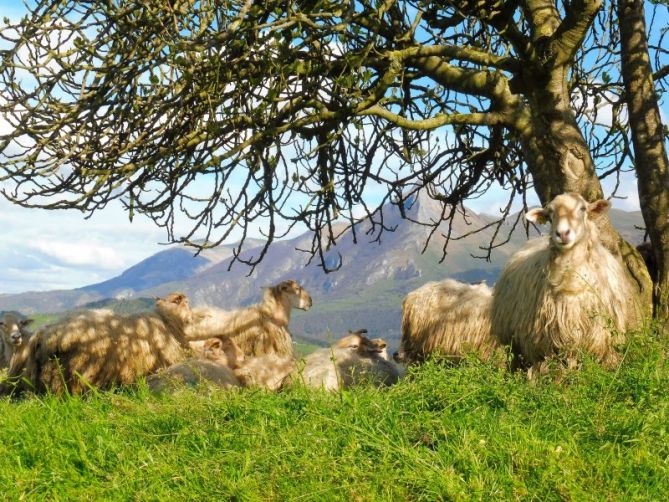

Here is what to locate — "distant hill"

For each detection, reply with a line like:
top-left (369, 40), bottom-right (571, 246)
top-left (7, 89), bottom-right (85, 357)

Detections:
top-left (0, 196), bottom-right (646, 348)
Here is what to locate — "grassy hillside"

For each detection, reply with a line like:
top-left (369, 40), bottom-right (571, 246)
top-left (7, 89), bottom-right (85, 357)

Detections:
top-left (0, 327), bottom-right (667, 500)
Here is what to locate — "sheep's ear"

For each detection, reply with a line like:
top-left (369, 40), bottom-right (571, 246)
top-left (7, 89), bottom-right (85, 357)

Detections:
top-left (205, 338), bottom-right (222, 351)
top-left (526, 207), bottom-right (549, 224)
top-left (20, 319), bottom-right (34, 327)
top-left (280, 280), bottom-right (297, 291)
top-left (588, 199), bottom-right (611, 216)
top-left (170, 293), bottom-right (187, 305)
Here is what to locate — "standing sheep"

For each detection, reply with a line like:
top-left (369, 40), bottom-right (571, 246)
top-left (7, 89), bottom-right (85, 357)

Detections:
top-left (0, 313), bottom-right (33, 370)
top-left (399, 279), bottom-right (496, 364)
top-left (185, 280), bottom-right (312, 358)
top-left (492, 193), bottom-right (632, 371)
top-left (295, 332), bottom-right (402, 391)
top-left (2, 292), bottom-right (197, 395)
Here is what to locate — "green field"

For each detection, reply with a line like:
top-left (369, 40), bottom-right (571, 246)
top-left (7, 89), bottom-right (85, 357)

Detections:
top-left (0, 327), bottom-right (667, 500)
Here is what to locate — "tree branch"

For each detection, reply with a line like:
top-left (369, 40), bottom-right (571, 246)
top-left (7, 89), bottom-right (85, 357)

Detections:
top-left (358, 105), bottom-right (504, 129)
top-left (551, 0), bottom-right (603, 66)
top-left (386, 44), bottom-right (521, 73)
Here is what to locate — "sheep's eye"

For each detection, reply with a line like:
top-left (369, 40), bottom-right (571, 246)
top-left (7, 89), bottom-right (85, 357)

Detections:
top-left (349, 344), bottom-right (359, 349)
top-left (580, 206), bottom-right (587, 213)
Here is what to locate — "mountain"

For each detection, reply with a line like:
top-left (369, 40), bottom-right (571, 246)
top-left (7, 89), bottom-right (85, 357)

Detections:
top-left (0, 197), bottom-right (646, 348)
top-left (0, 240), bottom-right (262, 314)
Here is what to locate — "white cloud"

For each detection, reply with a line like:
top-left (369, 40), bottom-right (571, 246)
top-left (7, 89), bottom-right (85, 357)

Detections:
top-left (0, 196), bottom-right (167, 294)
top-left (28, 240), bottom-right (127, 270)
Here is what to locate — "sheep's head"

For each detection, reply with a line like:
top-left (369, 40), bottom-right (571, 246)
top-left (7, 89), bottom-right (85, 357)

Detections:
top-left (155, 292), bottom-right (192, 324)
top-left (526, 193), bottom-right (610, 251)
top-left (275, 280), bottom-right (313, 311)
top-left (203, 337), bottom-right (245, 369)
top-left (0, 313), bottom-right (33, 347)
top-left (334, 333), bottom-right (387, 359)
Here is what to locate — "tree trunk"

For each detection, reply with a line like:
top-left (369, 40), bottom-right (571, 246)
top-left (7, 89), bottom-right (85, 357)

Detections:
top-left (515, 66), bottom-right (653, 322)
top-left (618, 0), bottom-right (669, 328)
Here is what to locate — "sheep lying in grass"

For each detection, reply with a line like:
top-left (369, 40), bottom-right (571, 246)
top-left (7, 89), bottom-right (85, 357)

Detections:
top-left (147, 338), bottom-right (244, 393)
top-left (185, 280), bottom-right (312, 358)
top-left (295, 332), bottom-right (402, 391)
top-left (1, 293), bottom-right (196, 395)
top-left (151, 336), bottom-right (295, 392)
top-left (0, 313), bottom-right (34, 370)
top-left (234, 353), bottom-right (296, 391)
top-left (492, 193), bottom-right (632, 371)
top-left (398, 279), bottom-right (496, 364)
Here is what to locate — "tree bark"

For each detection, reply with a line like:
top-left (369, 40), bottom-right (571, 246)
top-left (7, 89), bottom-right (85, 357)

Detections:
top-left (618, 0), bottom-right (669, 328)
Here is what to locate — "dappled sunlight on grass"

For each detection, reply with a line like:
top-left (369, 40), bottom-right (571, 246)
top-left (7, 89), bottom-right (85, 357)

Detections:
top-left (0, 328), bottom-right (667, 499)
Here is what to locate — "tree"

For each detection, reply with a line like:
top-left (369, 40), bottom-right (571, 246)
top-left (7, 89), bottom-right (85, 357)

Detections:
top-left (618, 0), bottom-right (669, 324)
top-left (0, 0), bottom-right (662, 316)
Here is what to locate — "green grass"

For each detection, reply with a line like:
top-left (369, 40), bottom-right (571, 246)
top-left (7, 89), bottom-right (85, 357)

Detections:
top-left (1, 328), bottom-right (667, 501)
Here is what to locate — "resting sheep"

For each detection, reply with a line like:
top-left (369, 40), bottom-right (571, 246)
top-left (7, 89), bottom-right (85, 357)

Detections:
top-left (185, 280), bottom-right (312, 358)
top-left (398, 279), bottom-right (496, 364)
top-left (0, 313), bottom-right (34, 370)
top-left (296, 332), bottom-right (402, 391)
top-left (147, 338), bottom-right (244, 393)
top-left (234, 353), bottom-right (296, 391)
top-left (492, 193), bottom-right (632, 371)
top-left (1, 292), bottom-right (197, 395)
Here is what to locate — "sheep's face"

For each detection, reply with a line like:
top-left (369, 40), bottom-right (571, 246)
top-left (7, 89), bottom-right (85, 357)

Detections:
top-left (203, 337), bottom-right (245, 368)
top-left (278, 280), bottom-right (313, 311)
top-left (0, 314), bottom-right (33, 347)
top-left (155, 292), bottom-right (192, 324)
top-left (526, 193), bottom-right (610, 251)
top-left (334, 334), bottom-right (387, 359)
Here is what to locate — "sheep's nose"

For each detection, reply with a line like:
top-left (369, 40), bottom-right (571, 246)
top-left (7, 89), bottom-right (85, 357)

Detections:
top-left (556, 229), bottom-right (571, 243)
top-left (10, 332), bottom-right (22, 343)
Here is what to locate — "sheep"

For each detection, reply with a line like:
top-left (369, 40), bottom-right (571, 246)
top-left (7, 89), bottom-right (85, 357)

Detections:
top-left (491, 193), bottom-right (632, 371)
top-left (233, 353), bottom-right (296, 391)
top-left (184, 280), bottom-right (313, 359)
top-left (339, 329), bottom-right (390, 361)
top-left (398, 279), bottom-right (496, 364)
top-left (1, 292), bottom-right (197, 395)
top-left (147, 338), bottom-right (244, 393)
top-left (0, 313), bottom-right (34, 370)
top-left (295, 332), bottom-right (402, 391)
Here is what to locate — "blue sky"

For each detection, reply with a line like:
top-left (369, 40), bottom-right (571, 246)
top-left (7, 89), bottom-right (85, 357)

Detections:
top-left (0, 1), bottom-right (664, 294)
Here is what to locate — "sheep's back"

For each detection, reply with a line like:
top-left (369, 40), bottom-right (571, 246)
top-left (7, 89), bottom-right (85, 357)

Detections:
top-left (33, 313), bottom-right (187, 394)
top-left (401, 279), bottom-right (495, 362)
top-left (147, 359), bottom-right (241, 392)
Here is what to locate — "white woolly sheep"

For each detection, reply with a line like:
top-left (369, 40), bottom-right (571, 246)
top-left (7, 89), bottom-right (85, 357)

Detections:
top-left (147, 338), bottom-right (244, 393)
top-left (1, 292), bottom-right (196, 395)
top-left (491, 193), bottom-right (632, 371)
top-left (234, 353), bottom-right (296, 391)
top-left (399, 279), bottom-right (496, 364)
top-left (185, 280), bottom-right (312, 358)
top-left (296, 332), bottom-right (402, 391)
top-left (0, 313), bottom-right (34, 370)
